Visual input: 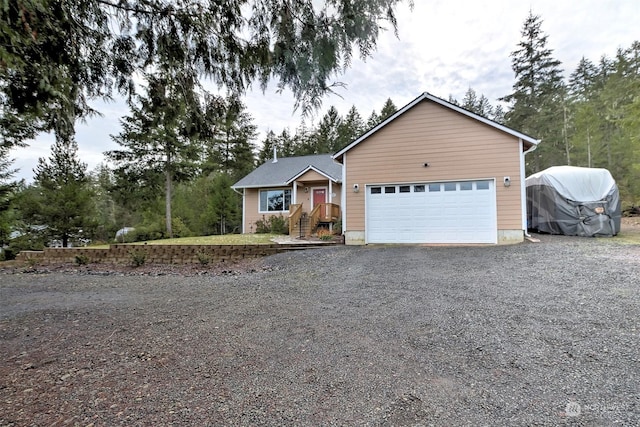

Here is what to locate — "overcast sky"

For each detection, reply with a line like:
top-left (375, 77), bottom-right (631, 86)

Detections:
top-left (10, 0), bottom-right (640, 182)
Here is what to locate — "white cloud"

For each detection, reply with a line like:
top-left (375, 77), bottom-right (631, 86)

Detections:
top-left (10, 0), bottom-right (640, 182)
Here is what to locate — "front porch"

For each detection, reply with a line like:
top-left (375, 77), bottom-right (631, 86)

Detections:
top-left (288, 202), bottom-right (340, 237)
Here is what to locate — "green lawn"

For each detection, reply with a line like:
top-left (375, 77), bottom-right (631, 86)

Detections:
top-left (92, 234), bottom-right (282, 248)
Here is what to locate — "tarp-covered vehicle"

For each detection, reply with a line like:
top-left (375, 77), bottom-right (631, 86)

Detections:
top-left (526, 166), bottom-right (621, 237)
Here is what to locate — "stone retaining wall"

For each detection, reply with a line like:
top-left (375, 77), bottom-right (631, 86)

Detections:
top-left (15, 244), bottom-right (291, 266)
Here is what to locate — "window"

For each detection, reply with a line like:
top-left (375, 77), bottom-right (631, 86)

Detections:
top-left (259, 189), bottom-right (291, 212)
top-left (385, 186), bottom-right (396, 193)
top-left (414, 185), bottom-right (425, 192)
top-left (399, 186), bottom-right (411, 193)
top-left (476, 181), bottom-right (490, 190)
top-left (444, 183), bottom-right (456, 191)
top-left (371, 187), bottom-right (382, 194)
top-left (460, 182), bottom-right (472, 191)
top-left (428, 184), bottom-right (440, 192)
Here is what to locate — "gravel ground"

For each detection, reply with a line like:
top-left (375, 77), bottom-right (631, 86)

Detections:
top-left (1, 234), bottom-right (639, 426)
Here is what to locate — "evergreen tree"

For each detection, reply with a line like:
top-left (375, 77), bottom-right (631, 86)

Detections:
top-left (366, 110), bottom-right (380, 129)
top-left (0, 147), bottom-right (17, 254)
top-left (0, 0), bottom-right (407, 150)
top-left (31, 139), bottom-right (95, 248)
top-left (107, 73), bottom-right (203, 238)
top-left (201, 95), bottom-right (257, 181)
top-left (336, 105), bottom-right (365, 150)
top-left (312, 106), bottom-right (342, 153)
top-left (379, 98), bottom-right (397, 121)
top-left (461, 88), bottom-right (495, 117)
top-left (257, 131), bottom-right (279, 165)
top-left (207, 173), bottom-right (241, 234)
top-left (501, 12), bottom-right (565, 172)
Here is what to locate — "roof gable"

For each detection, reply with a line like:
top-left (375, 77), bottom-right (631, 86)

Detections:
top-left (333, 92), bottom-right (540, 159)
top-left (232, 154), bottom-right (342, 189)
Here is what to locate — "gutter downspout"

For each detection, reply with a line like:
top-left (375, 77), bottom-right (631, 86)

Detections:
top-left (521, 140), bottom-right (539, 238)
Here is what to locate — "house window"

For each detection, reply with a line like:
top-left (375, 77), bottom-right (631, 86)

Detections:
top-left (444, 183), bottom-right (456, 191)
top-left (460, 182), bottom-right (472, 191)
top-left (414, 185), bottom-right (425, 192)
top-left (371, 187), bottom-right (382, 194)
top-left (259, 189), bottom-right (291, 212)
top-left (385, 186), bottom-right (396, 193)
top-left (428, 184), bottom-right (441, 192)
top-left (399, 185), bottom-right (411, 193)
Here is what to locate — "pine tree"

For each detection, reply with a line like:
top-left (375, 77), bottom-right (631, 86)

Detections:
top-left (379, 98), bottom-right (397, 121)
top-left (207, 173), bottom-right (240, 234)
top-left (201, 95), bottom-right (257, 181)
top-left (107, 73), bottom-right (203, 238)
top-left (501, 12), bottom-right (565, 172)
top-left (336, 105), bottom-right (365, 150)
top-left (312, 106), bottom-right (342, 153)
top-left (257, 131), bottom-right (279, 165)
top-left (32, 139), bottom-right (95, 247)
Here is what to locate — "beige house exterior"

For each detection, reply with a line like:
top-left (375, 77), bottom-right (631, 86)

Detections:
top-left (333, 92), bottom-right (539, 245)
top-left (232, 155), bottom-right (342, 236)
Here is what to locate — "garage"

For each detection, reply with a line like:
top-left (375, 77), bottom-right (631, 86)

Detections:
top-left (366, 180), bottom-right (497, 244)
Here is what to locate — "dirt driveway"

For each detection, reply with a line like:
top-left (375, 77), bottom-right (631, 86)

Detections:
top-left (1, 234), bottom-right (639, 426)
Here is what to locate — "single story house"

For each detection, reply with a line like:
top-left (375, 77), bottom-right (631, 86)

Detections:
top-left (233, 92), bottom-right (539, 244)
top-left (231, 154), bottom-right (342, 236)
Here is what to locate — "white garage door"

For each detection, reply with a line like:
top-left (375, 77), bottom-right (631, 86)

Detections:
top-left (366, 180), bottom-right (497, 244)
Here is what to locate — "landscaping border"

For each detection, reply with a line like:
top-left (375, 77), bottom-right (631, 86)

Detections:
top-left (14, 242), bottom-right (331, 266)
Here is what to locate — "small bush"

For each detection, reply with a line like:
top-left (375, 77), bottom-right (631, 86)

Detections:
top-left (75, 254), bottom-right (90, 265)
top-left (196, 251), bottom-right (210, 265)
top-left (129, 249), bottom-right (147, 267)
top-left (317, 228), bottom-right (334, 241)
top-left (255, 214), bottom-right (288, 234)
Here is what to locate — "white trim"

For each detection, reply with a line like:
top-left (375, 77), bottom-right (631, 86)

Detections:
top-left (258, 187), bottom-right (292, 214)
top-left (286, 164), bottom-right (341, 184)
top-left (328, 180), bottom-right (333, 203)
top-left (521, 138), bottom-right (538, 232)
top-left (341, 154), bottom-right (347, 234)
top-left (333, 92), bottom-right (540, 159)
top-left (242, 188), bottom-right (246, 234)
top-left (292, 180), bottom-right (298, 204)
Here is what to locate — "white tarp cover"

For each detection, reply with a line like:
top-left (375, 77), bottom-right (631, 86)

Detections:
top-left (526, 166), bottom-right (621, 237)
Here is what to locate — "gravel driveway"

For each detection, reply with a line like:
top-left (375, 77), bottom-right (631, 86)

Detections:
top-left (1, 235), bottom-right (639, 426)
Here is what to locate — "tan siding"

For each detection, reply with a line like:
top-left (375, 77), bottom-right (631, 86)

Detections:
top-left (243, 184), bottom-right (342, 233)
top-left (345, 101), bottom-right (524, 233)
top-left (297, 170), bottom-right (326, 181)
top-left (243, 187), bottom-right (291, 233)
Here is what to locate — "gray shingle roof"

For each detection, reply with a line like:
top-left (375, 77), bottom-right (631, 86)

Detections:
top-left (232, 154), bottom-right (342, 189)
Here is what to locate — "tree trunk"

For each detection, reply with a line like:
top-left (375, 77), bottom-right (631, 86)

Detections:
top-left (165, 160), bottom-right (173, 239)
top-left (62, 234), bottom-right (69, 248)
top-left (563, 105), bottom-right (571, 165)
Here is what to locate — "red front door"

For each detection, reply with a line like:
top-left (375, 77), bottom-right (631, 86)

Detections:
top-left (313, 188), bottom-right (326, 207)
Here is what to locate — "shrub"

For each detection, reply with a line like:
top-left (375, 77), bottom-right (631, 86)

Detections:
top-left (74, 254), bottom-right (90, 265)
top-left (129, 249), bottom-right (147, 267)
top-left (196, 251), bottom-right (210, 265)
top-left (317, 228), bottom-right (334, 241)
top-left (255, 214), bottom-right (288, 234)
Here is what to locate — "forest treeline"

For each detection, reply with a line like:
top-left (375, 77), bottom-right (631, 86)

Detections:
top-left (1, 8), bottom-right (638, 256)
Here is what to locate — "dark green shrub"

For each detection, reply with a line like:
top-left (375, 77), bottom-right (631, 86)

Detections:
top-left (129, 249), bottom-right (147, 267)
top-left (75, 254), bottom-right (90, 265)
top-left (255, 214), bottom-right (288, 234)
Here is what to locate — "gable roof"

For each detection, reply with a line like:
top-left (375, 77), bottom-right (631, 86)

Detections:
top-left (333, 92), bottom-right (540, 160)
top-left (232, 154), bottom-right (342, 189)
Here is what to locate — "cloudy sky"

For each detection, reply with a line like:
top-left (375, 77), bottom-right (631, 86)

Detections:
top-left (10, 0), bottom-right (639, 182)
